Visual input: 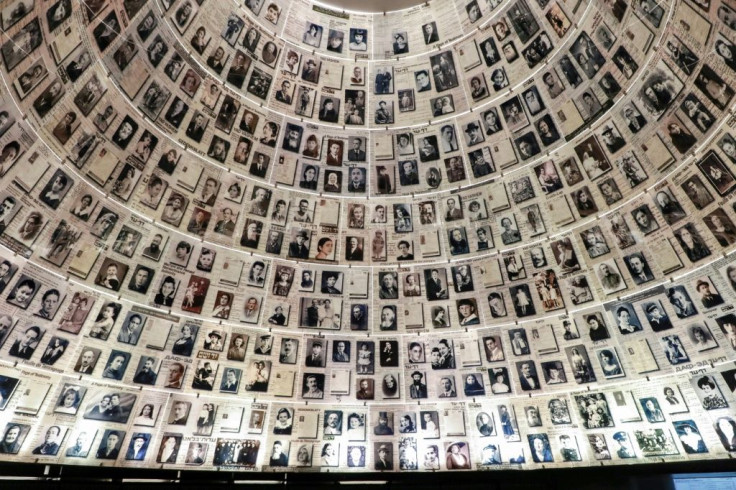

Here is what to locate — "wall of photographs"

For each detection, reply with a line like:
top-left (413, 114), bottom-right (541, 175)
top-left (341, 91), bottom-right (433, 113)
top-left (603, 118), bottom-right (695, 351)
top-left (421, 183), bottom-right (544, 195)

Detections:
top-left (0, 0), bottom-right (733, 473)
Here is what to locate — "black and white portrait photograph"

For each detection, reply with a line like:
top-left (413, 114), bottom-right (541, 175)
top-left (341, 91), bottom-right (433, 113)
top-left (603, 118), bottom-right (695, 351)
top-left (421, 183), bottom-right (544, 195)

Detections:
top-left (348, 27), bottom-right (368, 51)
top-left (375, 100), bottom-right (394, 124)
top-left (636, 60), bottom-right (684, 120)
top-left (608, 302), bottom-right (640, 336)
top-left (292, 86), bottom-right (315, 117)
top-left (302, 22), bottom-right (323, 48)
top-left (414, 69), bottom-right (432, 94)
top-left (111, 115), bottom-right (138, 150)
top-left (398, 89), bottom-right (415, 112)
top-left (2, 18), bottom-right (42, 71)
top-left (431, 95), bottom-right (455, 117)
top-left (247, 68), bottom-right (273, 100)
top-left (16, 59), bottom-right (49, 98)
top-left (1, 0), bottom-right (35, 32)
top-left (429, 52), bottom-right (459, 92)
top-left (83, 390), bottom-right (136, 424)
top-left (522, 32), bottom-right (553, 69)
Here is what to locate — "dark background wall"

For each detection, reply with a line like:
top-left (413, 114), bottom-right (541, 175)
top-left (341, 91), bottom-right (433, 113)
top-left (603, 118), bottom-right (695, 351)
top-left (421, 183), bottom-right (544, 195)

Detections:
top-left (2, 461), bottom-right (735, 489)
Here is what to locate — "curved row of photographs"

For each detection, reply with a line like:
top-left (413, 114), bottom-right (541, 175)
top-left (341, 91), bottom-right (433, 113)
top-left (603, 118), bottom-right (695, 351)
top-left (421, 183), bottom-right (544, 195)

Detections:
top-left (0, 0), bottom-right (731, 379)
top-left (1, 0), bottom-right (732, 275)
top-left (0, 0), bottom-right (734, 473)
top-left (1, 240), bottom-right (736, 402)
top-left (0, 3), bottom-right (731, 336)
top-left (3, 126), bottom-right (736, 339)
top-left (0, 148), bottom-right (735, 472)
top-left (1, 64), bottom-right (736, 334)
top-left (0, 1), bottom-right (732, 266)
top-left (5, 0), bottom-right (688, 196)
top-left (0, 334), bottom-right (733, 470)
top-left (0, 0), bottom-right (726, 224)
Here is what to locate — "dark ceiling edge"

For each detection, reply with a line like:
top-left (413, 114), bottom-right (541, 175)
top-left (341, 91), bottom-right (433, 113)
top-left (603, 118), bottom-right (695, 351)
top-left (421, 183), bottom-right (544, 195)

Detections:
top-left (0, 458), bottom-right (733, 484)
top-left (311, 0), bottom-right (428, 14)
